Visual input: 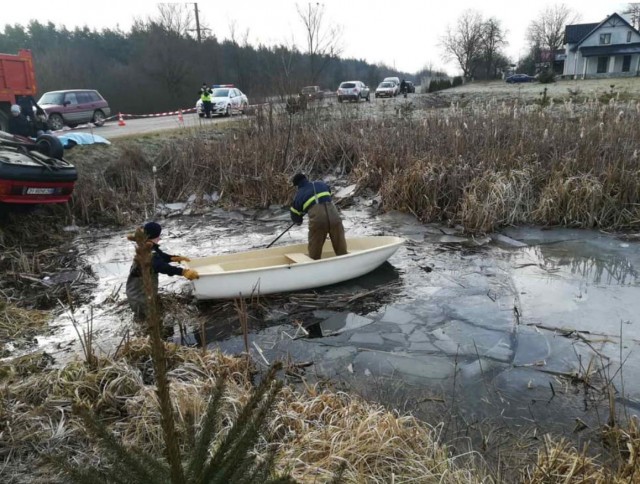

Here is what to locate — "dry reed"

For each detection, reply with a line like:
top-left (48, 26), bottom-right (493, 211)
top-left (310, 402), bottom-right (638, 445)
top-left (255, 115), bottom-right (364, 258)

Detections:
top-left (2, 337), bottom-right (639, 482)
top-left (66, 97), bottom-right (640, 233)
top-left (1, 338), bottom-right (481, 483)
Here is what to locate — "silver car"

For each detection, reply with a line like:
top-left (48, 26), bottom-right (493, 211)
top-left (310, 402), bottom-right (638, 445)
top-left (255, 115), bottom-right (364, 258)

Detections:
top-left (375, 82), bottom-right (396, 98)
top-left (337, 81), bottom-right (370, 103)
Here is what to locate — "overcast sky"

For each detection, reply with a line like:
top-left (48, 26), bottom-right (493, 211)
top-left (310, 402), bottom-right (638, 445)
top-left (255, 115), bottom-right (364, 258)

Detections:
top-left (3, 1), bottom-right (629, 74)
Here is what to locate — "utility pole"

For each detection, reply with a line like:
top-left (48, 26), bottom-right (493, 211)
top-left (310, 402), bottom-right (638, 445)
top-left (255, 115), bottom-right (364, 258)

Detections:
top-left (194, 2), bottom-right (202, 43)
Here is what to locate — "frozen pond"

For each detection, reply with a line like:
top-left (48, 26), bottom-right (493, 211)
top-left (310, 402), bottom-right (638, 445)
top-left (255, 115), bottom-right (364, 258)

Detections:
top-left (31, 203), bottom-right (640, 438)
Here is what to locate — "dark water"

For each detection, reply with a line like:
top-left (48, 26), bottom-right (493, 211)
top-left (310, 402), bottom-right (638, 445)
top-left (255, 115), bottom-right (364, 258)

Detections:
top-left (28, 204), bottom-right (640, 442)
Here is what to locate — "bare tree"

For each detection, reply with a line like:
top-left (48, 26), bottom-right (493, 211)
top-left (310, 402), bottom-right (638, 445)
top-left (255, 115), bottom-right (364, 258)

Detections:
top-left (229, 20), bottom-right (250, 46)
top-left (527, 4), bottom-right (580, 53)
top-left (132, 5), bottom-right (196, 102)
top-left (482, 18), bottom-right (507, 79)
top-left (440, 10), bottom-right (485, 79)
top-left (296, 2), bottom-right (343, 84)
top-left (156, 3), bottom-right (194, 36)
top-left (624, 3), bottom-right (640, 29)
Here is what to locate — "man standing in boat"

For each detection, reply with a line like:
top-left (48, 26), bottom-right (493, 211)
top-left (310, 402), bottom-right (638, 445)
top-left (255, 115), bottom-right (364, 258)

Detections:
top-left (290, 173), bottom-right (347, 260)
top-left (126, 222), bottom-right (200, 321)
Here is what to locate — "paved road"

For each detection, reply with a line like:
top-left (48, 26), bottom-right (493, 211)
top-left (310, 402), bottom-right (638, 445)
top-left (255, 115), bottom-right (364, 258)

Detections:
top-left (56, 111), bottom-right (242, 140)
top-left (56, 93), bottom-right (421, 141)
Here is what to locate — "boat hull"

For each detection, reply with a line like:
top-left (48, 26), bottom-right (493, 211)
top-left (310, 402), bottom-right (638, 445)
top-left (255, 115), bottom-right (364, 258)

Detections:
top-left (186, 236), bottom-right (404, 300)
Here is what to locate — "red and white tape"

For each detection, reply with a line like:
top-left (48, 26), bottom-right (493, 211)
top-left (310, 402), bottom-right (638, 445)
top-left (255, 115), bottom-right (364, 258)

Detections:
top-left (105, 107), bottom-right (197, 121)
top-left (105, 101), bottom-right (283, 122)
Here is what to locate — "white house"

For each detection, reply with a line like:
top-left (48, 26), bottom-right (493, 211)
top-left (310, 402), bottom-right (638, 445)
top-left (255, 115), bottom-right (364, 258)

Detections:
top-left (563, 13), bottom-right (640, 78)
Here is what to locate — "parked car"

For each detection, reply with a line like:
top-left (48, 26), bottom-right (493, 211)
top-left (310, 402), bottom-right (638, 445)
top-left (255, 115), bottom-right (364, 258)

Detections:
top-left (375, 82), bottom-right (396, 98)
top-left (37, 89), bottom-right (111, 130)
top-left (337, 81), bottom-right (370, 103)
top-left (300, 86), bottom-right (324, 101)
top-left (505, 74), bottom-right (536, 84)
top-left (383, 77), bottom-right (401, 95)
top-left (196, 85), bottom-right (248, 117)
top-left (405, 81), bottom-right (416, 93)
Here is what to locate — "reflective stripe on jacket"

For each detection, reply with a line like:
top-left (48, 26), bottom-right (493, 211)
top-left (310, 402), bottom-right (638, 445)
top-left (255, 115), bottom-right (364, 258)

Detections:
top-left (290, 180), bottom-right (332, 223)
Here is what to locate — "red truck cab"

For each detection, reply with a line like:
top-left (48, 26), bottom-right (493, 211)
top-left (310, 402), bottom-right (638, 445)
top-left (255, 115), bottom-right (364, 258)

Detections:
top-left (0, 49), bottom-right (38, 132)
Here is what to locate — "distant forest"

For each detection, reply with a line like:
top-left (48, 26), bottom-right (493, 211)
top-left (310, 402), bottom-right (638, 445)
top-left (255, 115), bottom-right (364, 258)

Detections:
top-left (0, 15), bottom-right (418, 115)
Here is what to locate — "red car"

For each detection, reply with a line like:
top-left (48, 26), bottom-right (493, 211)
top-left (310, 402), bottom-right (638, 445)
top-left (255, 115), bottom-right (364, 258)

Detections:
top-left (0, 133), bottom-right (77, 205)
top-left (37, 89), bottom-right (111, 130)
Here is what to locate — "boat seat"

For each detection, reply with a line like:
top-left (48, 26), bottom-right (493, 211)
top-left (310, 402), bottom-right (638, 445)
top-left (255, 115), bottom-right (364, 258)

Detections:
top-left (202, 264), bottom-right (224, 273)
top-left (285, 252), bottom-right (314, 264)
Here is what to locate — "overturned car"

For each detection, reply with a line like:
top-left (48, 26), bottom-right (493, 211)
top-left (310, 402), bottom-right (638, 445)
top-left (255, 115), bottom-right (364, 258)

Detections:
top-left (0, 132), bottom-right (77, 205)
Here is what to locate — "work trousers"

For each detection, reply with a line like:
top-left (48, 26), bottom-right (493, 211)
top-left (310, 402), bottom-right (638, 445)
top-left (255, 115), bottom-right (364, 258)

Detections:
top-left (202, 100), bottom-right (212, 118)
top-left (307, 202), bottom-right (347, 260)
top-left (126, 264), bottom-right (159, 321)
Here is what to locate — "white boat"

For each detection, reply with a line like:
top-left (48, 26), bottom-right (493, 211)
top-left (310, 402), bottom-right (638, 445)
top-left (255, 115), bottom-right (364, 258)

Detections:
top-left (185, 236), bottom-right (405, 300)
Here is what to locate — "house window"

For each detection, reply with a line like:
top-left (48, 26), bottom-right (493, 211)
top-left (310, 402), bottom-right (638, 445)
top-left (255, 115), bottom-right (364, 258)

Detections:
top-left (623, 55), bottom-right (632, 72)
top-left (628, 31), bottom-right (633, 43)
top-left (600, 33), bottom-right (611, 45)
top-left (597, 56), bottom-right (609, 73)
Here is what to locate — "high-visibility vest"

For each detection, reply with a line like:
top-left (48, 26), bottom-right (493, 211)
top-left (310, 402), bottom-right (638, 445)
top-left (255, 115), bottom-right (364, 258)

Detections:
top-left (201, 90), bottom-right (211, 102)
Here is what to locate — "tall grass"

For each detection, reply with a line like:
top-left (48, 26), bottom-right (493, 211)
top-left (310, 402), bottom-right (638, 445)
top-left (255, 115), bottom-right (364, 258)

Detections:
top-left (70, 99), bottom-right (640, 232)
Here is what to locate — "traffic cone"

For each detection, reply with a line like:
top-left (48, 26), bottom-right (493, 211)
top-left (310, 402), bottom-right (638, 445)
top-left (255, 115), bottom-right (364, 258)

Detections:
top-left (178, 109), bottom-right (184, 123)
top-left (118, 112), bottom-right (126, 126)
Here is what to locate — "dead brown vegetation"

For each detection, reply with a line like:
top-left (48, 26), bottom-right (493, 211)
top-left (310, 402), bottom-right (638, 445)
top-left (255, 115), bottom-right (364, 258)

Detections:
top-left (65, 98), bottom-right (640, 233)
top-left (0, 338), bottom-right (486, 483)
top-left (2, 337), bottom-right (638, 483)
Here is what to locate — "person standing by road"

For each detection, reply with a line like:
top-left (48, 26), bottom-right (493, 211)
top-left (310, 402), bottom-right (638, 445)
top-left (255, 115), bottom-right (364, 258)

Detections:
top-left (199, 82), bottom-right (213, 118)
top-left (400, 79), bottom-right (407, 97)
top-left (290, 173), bottom-right (347, 260)
top-left (126, 222), bottom-right (199, 321)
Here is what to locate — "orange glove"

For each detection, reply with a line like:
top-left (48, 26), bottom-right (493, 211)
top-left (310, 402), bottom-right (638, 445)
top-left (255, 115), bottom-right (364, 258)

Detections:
top-left (183, 269), bottom-right (199, 280)
top-left (171, 256), bottom-right (191, 263)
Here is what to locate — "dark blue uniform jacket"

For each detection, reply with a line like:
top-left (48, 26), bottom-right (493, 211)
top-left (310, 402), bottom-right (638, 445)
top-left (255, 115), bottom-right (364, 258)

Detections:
top-left (290, 179), bottom-right (333, 224)
top-left (130, 244), bottom-right (183, 277)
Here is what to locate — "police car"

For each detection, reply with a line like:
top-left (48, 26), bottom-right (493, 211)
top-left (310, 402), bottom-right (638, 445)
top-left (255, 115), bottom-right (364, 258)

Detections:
top-left (196, 85), bottom-right (249, 117)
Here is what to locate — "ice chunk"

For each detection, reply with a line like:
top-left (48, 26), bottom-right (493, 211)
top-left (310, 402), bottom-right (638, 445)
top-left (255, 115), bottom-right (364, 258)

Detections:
top-left (349, 333), bottom-right (384, 345)
top-left (334, 184), bottom-right (357, 199)
top-left (409, 330), bottom-right (430, 343)
top-left (491, 233), bottom-right (528, 248)
top-left (353, 352), bottom-right (455, 381)
top-left (320, 313), bottom-right (374, 336)
top-left (381, 333), bottom-right (407, 344)
top-left (380, 307), bottom-right (416, 325)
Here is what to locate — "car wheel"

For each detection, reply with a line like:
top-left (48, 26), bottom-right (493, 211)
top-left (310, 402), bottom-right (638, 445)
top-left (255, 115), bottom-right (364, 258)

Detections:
top-left (366, 94), bottom-right (370, 102)
top-left (92, 110), bottom-right (106, 127)
top-left (47, 113), bottom-right (64, 131)
top-left (35, 134), bottom-right (64, 160)
top-left (225, 105), bottom-right (231, 117)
